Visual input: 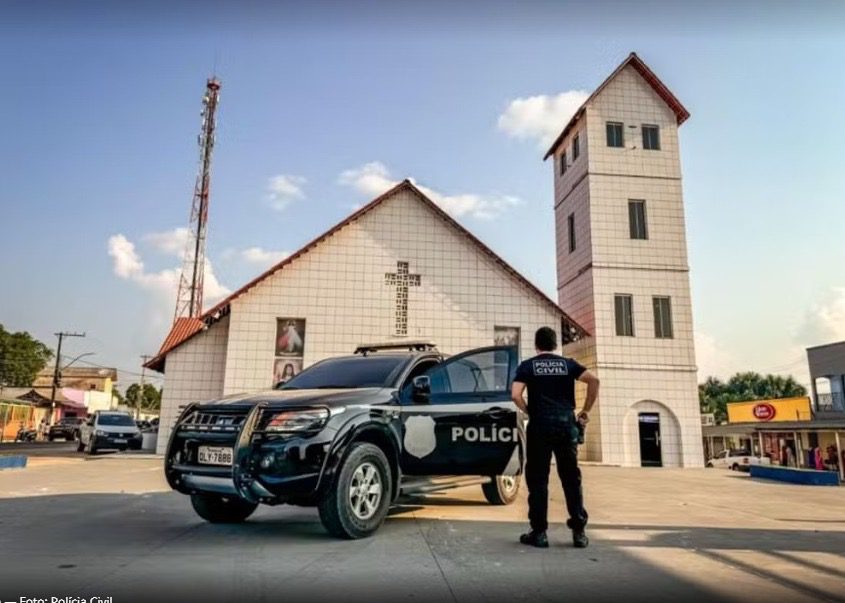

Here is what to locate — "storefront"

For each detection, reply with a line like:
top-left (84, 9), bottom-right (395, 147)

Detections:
top-left (702, 397), bottom-right (844, 482)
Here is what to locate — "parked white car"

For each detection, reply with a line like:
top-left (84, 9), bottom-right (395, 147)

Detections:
top-left (706, 449), bottom-right (771, 471)
top-left (77, 411), bottom-right (142, 454)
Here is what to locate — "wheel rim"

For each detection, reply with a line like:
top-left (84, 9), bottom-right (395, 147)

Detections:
top-left (349, 461), bottom-right (382, 520)
top-left (500, 476), bottom-right (516, 493)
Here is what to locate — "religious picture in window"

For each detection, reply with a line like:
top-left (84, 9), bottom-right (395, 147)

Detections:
top-left (274, 358), bottom-right (303, 385)
top-left (494, 325), bottom-right (520, 349)
top-left (275, 318), bottom-right (306, 357)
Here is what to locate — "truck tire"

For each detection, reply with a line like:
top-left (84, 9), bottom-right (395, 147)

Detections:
top-left (86, 436), bottom-right (97, 455)
top-left (482, 475), bottom-right (521, 505)
top-left (190, 493), bottom-right (258, 523)
top-left (318, 442), bottom-right (392, 539)
top-left (730, 463), bottom-right (739, 471)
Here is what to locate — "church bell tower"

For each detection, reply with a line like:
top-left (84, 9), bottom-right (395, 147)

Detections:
top-left (548, 53), bottom-right (704, 467)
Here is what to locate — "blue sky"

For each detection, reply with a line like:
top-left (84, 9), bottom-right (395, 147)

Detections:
top-left (2, 0), bottom-right (844, 389)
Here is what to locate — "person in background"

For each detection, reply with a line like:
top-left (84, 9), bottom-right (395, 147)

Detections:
top-left (511, 326), bottom-right (600, 549)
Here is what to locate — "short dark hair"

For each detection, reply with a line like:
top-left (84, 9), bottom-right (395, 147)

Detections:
top-left (534, 327), bottom-right (557, 352)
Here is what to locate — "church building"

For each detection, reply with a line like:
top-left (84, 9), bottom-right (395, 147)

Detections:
top-left (147, 180), bottom-right (586, 454)
top-left (148, 52), bottom-right (704, 467)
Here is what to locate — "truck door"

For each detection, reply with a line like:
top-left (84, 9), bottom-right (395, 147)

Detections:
top-left (399, 346), bottom-right (522, 477)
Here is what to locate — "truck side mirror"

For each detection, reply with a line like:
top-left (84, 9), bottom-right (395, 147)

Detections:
top-left (411, 376), bottom-right (431, 404)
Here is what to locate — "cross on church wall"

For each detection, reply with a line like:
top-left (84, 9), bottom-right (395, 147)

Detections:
top-left (384, 261), bottom-right (421, 336)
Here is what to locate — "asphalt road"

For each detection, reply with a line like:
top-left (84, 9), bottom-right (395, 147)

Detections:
top-left (1, 457), bottom-right (844, 603)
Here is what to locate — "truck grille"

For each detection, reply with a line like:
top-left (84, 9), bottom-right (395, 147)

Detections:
top-left (178, 409), bottom-right (248, 433)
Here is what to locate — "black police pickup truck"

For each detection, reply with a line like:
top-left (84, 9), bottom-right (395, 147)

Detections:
top-left (165, 342), bottom-right (524, 539)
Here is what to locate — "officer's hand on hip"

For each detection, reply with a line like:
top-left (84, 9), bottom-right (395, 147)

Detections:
top-left (577, 411), bottom-right (590, 425)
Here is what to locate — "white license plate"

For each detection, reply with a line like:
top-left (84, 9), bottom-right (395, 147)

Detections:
top-left (113, 438), bottom-right (127, 444)
top-left (198, 446), bottom-right (233, 466)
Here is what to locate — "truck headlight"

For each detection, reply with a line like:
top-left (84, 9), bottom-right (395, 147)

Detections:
top-left (264, 408), bottom-right (329, 433)
top-left (95, 430), bottom-right (105, 436)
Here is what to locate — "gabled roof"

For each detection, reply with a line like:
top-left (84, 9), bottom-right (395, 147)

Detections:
top-left (543, 52), bottom-right (690, 160)
top-left (146, 179), bottom-right (587, 372)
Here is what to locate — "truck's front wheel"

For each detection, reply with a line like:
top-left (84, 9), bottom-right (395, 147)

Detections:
top-left (318, 442), bottom-right (392, 539)
top-left (190, 493), bottom-right (258, 523)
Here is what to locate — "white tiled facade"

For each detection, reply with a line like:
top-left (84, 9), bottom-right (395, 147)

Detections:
top-left (157, 315), bottom-right (229, 453)
top-left (556, 62), bottom-right (704, 467)
top-left (157, 189), bottom-right (565, 453)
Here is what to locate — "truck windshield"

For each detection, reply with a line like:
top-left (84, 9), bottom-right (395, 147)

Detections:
top-left (98, 414), bottom-right (136, 426)
top-left (278, 356), bottom-right (406, 390)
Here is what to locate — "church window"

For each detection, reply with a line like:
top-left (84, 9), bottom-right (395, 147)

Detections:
top-left (628, 200), bottom-right (648, 239)
top-left (567, 213), bottom-right (576, 253)
top-left (560, 151), bottom-right (567, 175)
top-left (653, 296), bottom-right (674, 339)
top-left (606, 122), bottom-right (624, 147)
top-left (614, 294), bottom-right (634, 337)
top-left (572, 133), bottom-right (580, 160)
top-left (642, 125), bottom-right (660, 150)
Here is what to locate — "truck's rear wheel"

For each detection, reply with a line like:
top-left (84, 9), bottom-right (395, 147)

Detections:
top-left (318, 442), bottom-right (392, 539)
top-left (482, 475), bottom-right (521, 505)
top-left (190, 493), bottom-right (258, 523)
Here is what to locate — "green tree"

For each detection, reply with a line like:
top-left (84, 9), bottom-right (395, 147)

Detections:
top-left (0, 324), bottom-right (54, 387)
top-left (125, 383), bottom-right (161, 415)
top-left (699, 372), bottom-right (807, 423)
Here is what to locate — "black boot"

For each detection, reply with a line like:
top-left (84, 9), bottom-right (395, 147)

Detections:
top-left (519, 529), bottom-right (549, 548)
top-left (572, 529), bottom-right (589, 549)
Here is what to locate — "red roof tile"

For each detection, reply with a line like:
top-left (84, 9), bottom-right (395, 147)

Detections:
top-left (543, 52), bottom-right (690, 160)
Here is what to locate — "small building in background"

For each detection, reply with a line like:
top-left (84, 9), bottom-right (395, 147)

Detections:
top-left (702, 359), bottom-right (845, 482)
top-left (807, 340), bottom-right (845, 417)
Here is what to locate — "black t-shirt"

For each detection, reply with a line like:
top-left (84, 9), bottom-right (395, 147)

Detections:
top-left (513, 353), bottom-right (586, 421)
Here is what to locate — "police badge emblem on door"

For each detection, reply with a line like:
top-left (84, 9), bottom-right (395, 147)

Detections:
top-left (403, 414), bottom-right (437, 459)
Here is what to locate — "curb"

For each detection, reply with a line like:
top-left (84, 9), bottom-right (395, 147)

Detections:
top-left (83, 453), bottom-right (164, 461)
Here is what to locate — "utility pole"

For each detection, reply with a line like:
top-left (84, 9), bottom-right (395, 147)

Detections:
top-left (137, 355), bottom-right (151, 420)
top-left (48, 331), bottom-right (85, 429)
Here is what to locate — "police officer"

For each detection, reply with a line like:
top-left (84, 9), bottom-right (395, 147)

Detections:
top-left (511, 326), bottom-right (599, 548)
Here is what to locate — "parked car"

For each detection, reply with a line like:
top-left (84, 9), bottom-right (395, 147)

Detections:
top-left (77, 411), bottom-right (142, 454)
top-left (706, 449), bottom-right (771, 471)
top-left (165, 342), bottom-right (524, 539)
top-left (47, 416), bottom-right (84, 441)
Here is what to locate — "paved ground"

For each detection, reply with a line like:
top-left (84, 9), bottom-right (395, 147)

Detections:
top-left (1, 456), bottom-right (844, 603)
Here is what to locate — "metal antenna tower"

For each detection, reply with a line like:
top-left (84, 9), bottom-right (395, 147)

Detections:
top-left (174, 77), bottom-right (221, 320)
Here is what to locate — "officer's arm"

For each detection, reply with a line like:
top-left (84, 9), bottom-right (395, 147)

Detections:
top-left (511, 381), bottom-right (528, 413)
top-left (577, 371), bottom-right (600, 423)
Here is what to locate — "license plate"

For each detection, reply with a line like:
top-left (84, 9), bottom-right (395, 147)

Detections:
top-left (198, 446), bottom-right (233, 466)
top-left (113, 438), bottom-right (127, 444)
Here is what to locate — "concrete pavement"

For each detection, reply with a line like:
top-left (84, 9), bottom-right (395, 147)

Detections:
top-left (0, 457), bottom-right (843, 602)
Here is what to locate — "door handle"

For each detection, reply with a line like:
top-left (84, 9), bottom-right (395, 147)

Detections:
top-left (479, 407), bottom-right (509, 419)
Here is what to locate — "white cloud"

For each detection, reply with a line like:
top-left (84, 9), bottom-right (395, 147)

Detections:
top-left (107, 233), bottom-right (230, 327)
top-left (795, 286), bottom-right (845, 347)
top-left (695, 331), bottom-right (739, 380)
top-left (338, 161), bottom-right (521, 220)
top-left (223, 246), bottom-right (290, 269)
top-left (497, 90), bottom-right (590, 148)
top-left (265, 174), bottom-right (306, 211)
top-left (143, 227), bottom-right (189, 257)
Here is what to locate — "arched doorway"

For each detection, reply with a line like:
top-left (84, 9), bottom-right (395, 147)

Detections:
top-left (623, 401), bottom-right (682, 467)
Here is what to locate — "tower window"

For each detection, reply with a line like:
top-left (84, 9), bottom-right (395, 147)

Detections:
top-left (606, 122), bottom-right (624, 147)
top-left (567, 213), bottom-right (576, 253)
top-left (653, 296), bottom-right (674, 338)
top-left (642, 125), bottom-right (660, 150)
top-left (572, 134), bottom-right (580, 160)
top-left (560, 151), bottom-right (567, 175)
top-left (628, 200), bottom-right (648, 240)
top-left (614, 294), bottom-right (634, 337)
